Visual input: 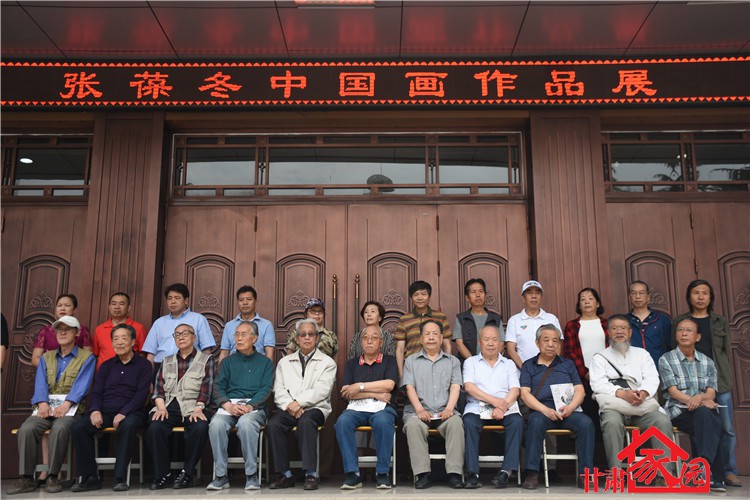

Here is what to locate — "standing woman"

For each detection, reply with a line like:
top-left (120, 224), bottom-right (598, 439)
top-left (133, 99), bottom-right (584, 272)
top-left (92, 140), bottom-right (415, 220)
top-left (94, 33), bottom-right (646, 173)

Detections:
top-left (672, 280), bottom-right (741, 488)
top-left (348, 301), bottom-right (395, 359)
top-left (31, 294), bottom-right (92, 367)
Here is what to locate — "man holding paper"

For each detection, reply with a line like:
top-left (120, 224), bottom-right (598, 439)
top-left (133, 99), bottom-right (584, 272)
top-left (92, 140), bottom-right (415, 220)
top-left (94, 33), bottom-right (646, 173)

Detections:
top-left (462, 325), bottom-right (523, 489)
top-left (335, 325), bottom-right (399, 490)
top-left (402, 319), bottom-right (465, 489)
top-left (207, 320), bottom-right (274, 491)
top-left (8, 316), bottom-right (95, 495)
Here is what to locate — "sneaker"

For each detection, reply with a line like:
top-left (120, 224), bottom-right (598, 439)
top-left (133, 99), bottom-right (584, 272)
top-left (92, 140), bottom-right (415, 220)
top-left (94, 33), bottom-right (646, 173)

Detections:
top-left (725, 474), bottom-right (743, 487)
top-left (44, 476), bottom-right (63, 493)
top-left (112, 481), bottom-right (129, 492)
top-left (465, 473), bottom-right (481, 489)
top-left (245, 474), bottom-right (260, 490)
top-left (447, 473), bottom-right (465, 489)
top-left (375, 474), bottom-right (392, 489)
top-left (710, 481), bottom-right (727, 492)
top-left (414, 472), bottom-right (432, 489)
top-left (7, 477), bottom-right (37, 495)
top-left (173, 470), bottom-right (194, 489)
top-left (206, 475), bottom-right (230, 490)
top-left (151, 472), bottom-right (174, 490)
top-left (340, 472), bottom-right (362, 490)
top-left (492, 470), bottom-right (510, 488)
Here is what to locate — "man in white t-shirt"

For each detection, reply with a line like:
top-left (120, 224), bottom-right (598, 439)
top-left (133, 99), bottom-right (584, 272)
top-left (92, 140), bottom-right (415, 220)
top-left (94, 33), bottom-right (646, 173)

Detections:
top-left (506, 281), bottom-right (562, 370)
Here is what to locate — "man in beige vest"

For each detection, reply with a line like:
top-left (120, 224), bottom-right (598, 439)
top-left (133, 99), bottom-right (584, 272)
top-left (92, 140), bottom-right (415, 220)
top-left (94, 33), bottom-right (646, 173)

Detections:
top-left (8, 316), bottom-right (96, 495)
top-left (145, 323), bottom-right (215, 490)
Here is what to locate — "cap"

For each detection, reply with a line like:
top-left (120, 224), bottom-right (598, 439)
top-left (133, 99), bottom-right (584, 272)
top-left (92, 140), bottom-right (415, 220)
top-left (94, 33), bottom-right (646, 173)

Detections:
top-left (521, 280), bottom-right (543, 294)
top-left (305, 298), bottom-right (326, 311)
top-left (52, 315), bottom-right (80, 330)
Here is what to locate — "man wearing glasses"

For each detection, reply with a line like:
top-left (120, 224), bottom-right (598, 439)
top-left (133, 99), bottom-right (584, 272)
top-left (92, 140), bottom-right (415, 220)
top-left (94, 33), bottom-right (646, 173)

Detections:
top-left (207, 321), bottom-right (273, 491)
top-left (146, 324), bottom-right (215, 490)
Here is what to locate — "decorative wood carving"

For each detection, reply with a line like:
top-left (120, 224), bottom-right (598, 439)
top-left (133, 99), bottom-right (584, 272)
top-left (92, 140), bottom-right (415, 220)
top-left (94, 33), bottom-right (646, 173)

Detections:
top-left (275, 253), bottom-right (325, 333)
top-left (185, 254), bottom-right (235, 347)
top-left (625, 251), bottom-right (678, 317)
top-left (14, 255), bottom-right (70, 334)
top-left (718, 251), bottom-right (750, 325)
top-left (458, 252), bottom-right (510, 322)
top-left (368, 252), bottom-right (417, 326)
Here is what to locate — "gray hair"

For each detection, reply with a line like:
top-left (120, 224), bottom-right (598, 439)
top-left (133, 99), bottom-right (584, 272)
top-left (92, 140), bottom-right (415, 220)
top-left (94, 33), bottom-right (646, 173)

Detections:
top-left (479, 325), bottom-right (503, 341)
top-left (236, 320), bottom-right (259, 337)
top-left (535, 323), bottom-right (561, 342)
top-left (295, 318), bottom-right (319, 335)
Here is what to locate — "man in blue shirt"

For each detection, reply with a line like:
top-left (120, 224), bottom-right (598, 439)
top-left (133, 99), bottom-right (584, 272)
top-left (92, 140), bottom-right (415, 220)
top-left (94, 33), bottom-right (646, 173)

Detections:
top-left (142, 283), bottom-right (215, 374)
top-left (218, 285), bottom-right (276, 363)
top-left (625, 281), bottom-right (672, 365)
top-left (8, 316), bottom-right (95, 495)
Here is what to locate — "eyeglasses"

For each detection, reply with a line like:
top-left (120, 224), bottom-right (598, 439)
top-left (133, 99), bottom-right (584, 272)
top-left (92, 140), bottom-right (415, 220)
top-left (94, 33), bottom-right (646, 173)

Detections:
top-left (55, 327), bottom-right (75, 334)
top-left (172, 330), bottom-right (193, 339)
top-left (234, 330), bottom-right (254, 338)
top-left (676, 327), bottom-right (697, 333)
top-left (610, 326), bottom-right (629, 332)
top-left (298, 331), bottom-right (317, 338)
top-left (362, 336), bottom-right (382, 342)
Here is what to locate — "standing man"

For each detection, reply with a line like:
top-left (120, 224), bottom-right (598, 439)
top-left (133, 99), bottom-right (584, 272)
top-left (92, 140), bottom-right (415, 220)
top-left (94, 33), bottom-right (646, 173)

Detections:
top-left (207, 321), bottom-right (273, 491)
top-left (8, 316), bottom-right (95, 495)
top-left (454, 278), bottom-right (505, 363)
top-left (218, 285), bottom-right (276, 362)
top-left (462, 325), bottom-right (523, 489)
top-left (402, 320), bottom-right (465, 490)
top-left (267, 319), bottom-right (336, 491)
top-left (147, 323), bottom-right (215, 490)
top-left (71, 324), bottom-right (151, 492)
top-left (335, 325), bottom-right (399, 490)
top-left (590, 315), bottom-right (675, 477)
top-left (659, 318), bottom-right (727, 492)
top-left (92, 292), bottom-right (147, 369)
top-left (395, 280), bottom-right (452, 377)
top-left (506, 280), bottom-right (561, 371)
top-left (142, 283), bottom-right (215, 375)
top-left (625, 281), bottom-right (672, 366)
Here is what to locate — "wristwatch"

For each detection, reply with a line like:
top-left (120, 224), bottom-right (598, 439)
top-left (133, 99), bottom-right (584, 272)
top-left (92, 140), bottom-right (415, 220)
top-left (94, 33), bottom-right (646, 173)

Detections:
top-left (359, 383), bottom-right (365, 392)
top-left (195, 402), bottom-right (206, 410)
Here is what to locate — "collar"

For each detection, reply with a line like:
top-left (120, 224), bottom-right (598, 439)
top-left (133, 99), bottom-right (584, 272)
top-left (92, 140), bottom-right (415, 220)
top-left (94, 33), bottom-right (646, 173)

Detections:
top-left (57, 345), bottom-right (79, 358)
top-left (410, 306), bottom-right (434, 317)
top-left (178, 347), bottom-right (198, 360)
top-left (114, 353), bottom-right (136, 365)
top-left (234, 312), bottom-right (260, 322)
top-left (416, 348), bottom-right (447, 360)
top-left (520, 308), bottom-right (546, 320)
top-left (532, 353), bottom-right (561, 367)
top-left (237, 348), bottom-right (257, 359)
top-left (478, 353), bottom-right (503, 365)
top-left (170, 308), bottom-right (191, 320)
top-left (677, 348), bottom-right (703, 363)
top-left (299, 348), bottom-right (317, 362)
top-left (359, 352), bottom-right (383, 365)
top-left (108, 317), bottom-right (132, 328)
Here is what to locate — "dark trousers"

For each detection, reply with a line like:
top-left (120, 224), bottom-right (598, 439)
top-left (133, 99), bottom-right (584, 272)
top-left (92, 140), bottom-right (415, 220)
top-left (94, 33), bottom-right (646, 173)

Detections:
top-left (145, 400), bottom-right (210, 479)
top-left (525, 410), bottom-right (594, 474)
top-left (266, 408), bottom-right (325, 475)
top-left (463, 412), bottom-right (523, 474)
top-left (672, 406), bottom-right (726, 482)
top-left (72, 409), bottom-right (147, 480)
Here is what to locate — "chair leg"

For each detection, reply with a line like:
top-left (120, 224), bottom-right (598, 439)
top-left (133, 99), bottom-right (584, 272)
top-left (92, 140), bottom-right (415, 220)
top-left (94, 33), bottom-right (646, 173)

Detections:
top-left (543, 439), bottom-right (549, 488)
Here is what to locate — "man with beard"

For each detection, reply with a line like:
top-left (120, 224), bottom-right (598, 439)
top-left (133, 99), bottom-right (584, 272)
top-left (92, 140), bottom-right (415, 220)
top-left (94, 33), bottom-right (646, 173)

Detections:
top-left (590, 315), bottom-right (674, 478)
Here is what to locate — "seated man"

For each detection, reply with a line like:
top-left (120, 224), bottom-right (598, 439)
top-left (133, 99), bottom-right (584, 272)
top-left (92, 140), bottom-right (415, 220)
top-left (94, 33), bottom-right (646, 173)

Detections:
top-left (402, 319), bottom-right (464, 490)
top-left (207, 320), bottom-right (273, 491)
top-left (8, 316), bottom-right (95, 495)
top-left (71, 324), bottom-right (152, 492)
top-left (267, 319), bottom-right (336, 491)
top-left (462, 325), bottom-right (523, 489)
top-left (590, 315), bottom-right (675, 479)
top-left (146, 323), bottom-right (215, 490)
top-left (520, 324), bottom-right (594, 490)
top-left (659, 318), bottom-right (727, 492)
top-left (335, 325), bottom-right (399, 490)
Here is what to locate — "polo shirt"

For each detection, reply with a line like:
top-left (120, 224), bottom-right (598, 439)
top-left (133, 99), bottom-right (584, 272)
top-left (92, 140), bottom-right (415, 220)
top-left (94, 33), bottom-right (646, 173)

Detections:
top-left (343, 353), bottom-right (399, 410)
top-left (463, 353), bottom-right (519, 415)
top-left (519, 354), bottom-right (581, 410)
top-left (142, 308), bottom-right (215, 363)
top-left (220, 313), bottom-right (275, 356)
top-left (658, 347), bottom-right (717, 419)
top-left (394, 307), bottom-right (452, 359)
top-left (505, 308), bottom-right (562, 363)
top-left (92, 317), bottom-right (148, 369)
top-left (401, 349), bottom-right (462, 417)
top-left (88, 354), bottom-right (152, 416)
top-left (32, 346), bottom-right (96, 406)
top-left (213, 349), bottom-right (274, 410)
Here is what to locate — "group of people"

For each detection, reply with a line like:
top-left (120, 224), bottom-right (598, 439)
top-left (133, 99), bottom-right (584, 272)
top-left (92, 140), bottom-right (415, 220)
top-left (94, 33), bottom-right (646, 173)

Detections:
top-left (7, 276), bottom-right (741, 493)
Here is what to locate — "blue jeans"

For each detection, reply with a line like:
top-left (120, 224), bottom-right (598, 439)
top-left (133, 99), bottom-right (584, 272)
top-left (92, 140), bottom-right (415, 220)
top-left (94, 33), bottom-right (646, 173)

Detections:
top-left (715, 391), bottom-right (737, 475)
top-left (525, 410), bottom-right (594, 474)
top-left (463, 412), bottom-right (522, 474)
top-left (209, 410), bottom-right (266, 477)
top-left (334, 407), bottom-right (397, 475)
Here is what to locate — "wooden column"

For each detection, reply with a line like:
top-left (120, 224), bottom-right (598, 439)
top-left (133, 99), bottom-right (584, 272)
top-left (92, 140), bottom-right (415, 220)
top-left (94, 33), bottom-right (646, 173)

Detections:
top-left (79, 112), bottom-right (167, 327)
top-left (528, 110), bottom-right (613, 319)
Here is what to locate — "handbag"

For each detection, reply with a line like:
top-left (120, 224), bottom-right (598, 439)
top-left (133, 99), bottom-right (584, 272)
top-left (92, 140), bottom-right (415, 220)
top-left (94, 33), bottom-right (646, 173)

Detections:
top-left (596, 353), bottom-right (633, 390)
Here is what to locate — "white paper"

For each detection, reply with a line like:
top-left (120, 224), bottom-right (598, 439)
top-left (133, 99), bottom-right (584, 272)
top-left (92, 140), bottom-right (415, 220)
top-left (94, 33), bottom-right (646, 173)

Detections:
top-left (346, 397), bottom-right (387, 413)
top-left (550, 383), bottom-right (582, 413)
top-left (32, 394), bottom-right (78, 417)
top-left (479, 400), bottom-right (521, 419)
top-left (217, 398), bottom-right (257, 416)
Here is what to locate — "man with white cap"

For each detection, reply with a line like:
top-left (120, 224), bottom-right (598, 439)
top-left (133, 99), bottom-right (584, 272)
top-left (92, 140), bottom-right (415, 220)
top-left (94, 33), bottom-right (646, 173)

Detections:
top-left (506, 280), bottom-right (562, 371)
top-left (8, 316), bottom-right (96, 495)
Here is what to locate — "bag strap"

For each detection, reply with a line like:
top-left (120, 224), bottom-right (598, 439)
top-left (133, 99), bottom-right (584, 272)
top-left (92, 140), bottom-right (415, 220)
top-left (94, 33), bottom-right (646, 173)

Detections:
top-left (533, 362), bottom-right (556, 398)
top-left (595, 352), bottom-right (624, 378)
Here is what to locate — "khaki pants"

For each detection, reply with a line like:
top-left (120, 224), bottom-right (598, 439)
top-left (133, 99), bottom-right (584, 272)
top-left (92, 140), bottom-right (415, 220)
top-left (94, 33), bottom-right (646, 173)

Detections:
top-left (403, 415), bottom-right (464, 476)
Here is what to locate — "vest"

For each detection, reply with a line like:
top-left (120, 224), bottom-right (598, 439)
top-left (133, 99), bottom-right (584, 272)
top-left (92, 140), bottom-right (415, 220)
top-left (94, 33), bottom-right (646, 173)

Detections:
top-left (43, 348), bottom-right (93, 415)
top-left (456, 309), bottom-right (504, 359)
top-left (161, 350), bottom-right (211, 417)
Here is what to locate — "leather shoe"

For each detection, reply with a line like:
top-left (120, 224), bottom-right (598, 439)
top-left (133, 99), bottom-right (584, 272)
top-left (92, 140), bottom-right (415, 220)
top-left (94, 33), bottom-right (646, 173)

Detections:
top-left (522, 471), bottom-right (539, 490)
top-left (173, 470), bottom-right (194, 489)
top-left (71, 476), bottom-right (102, 493)
top-left (465, 473), bottom-right (481, 489)
top-left (44, 476), bottom-right (63, 493)
top-left (269, 475), bottom-right (295, 489)
top-left (112, 482), bottom-right (129, 492)
top-left (492, 470), bottom-right (510, 488)
top-left (150, 472), bottom-right (173, 491)
top-left (448, 473), bottom-right (465, 489)
top-left (303, 475), bottom-right (319, 491)
top-left (8, 477), bottom-right (37, 495)
top-left (414, 472), bottom-right (432, 489)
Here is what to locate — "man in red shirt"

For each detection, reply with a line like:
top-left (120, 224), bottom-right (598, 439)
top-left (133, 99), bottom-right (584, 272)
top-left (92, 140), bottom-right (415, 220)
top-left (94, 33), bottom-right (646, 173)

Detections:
top-left (93, 292), bottom-right (147, 369)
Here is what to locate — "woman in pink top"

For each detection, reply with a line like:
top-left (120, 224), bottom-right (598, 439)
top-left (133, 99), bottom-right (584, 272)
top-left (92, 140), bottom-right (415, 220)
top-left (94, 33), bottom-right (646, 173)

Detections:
top-left (31, 293), bottom-right (92, 367)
